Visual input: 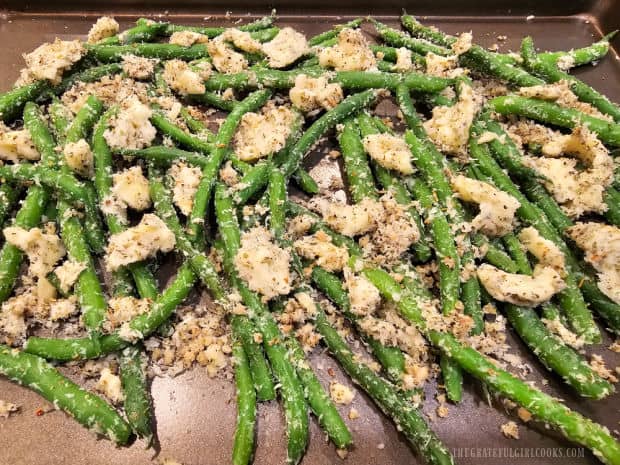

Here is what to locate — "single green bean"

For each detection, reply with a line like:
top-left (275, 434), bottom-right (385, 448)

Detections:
top-left (0, 345), bottom-right (131, 444)
top-left (232, 338), bottom-right (257, 465)
top-left (488, 95), bottom-right (620, 147)
top-left (120, 344), bottom-right (154, 443)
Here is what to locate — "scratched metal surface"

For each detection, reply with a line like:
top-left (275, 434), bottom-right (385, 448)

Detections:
top-left (0, 2), bottom-right (619, 465)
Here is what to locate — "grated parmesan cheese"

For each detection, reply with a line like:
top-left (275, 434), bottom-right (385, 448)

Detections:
top-left (121, 55), bottom-right (158, 80)
top-left (293, 230), bottom-right (349, 272)
top-left (0, 400), bottom-right (19, 419)
top-left (477, 263), bottom-right (566, 306)
top-left (233, 103), bottom-right (297, 161)
top-left (309, 197), bottom-right (384, 237)
top-left (53, 260), bottom-right (86, 293)
top-left (500, 421), bottom-right (520, 439)
top-left (63, 139), bottom-right (94, 177)
top-left (163, 59), bottom-right (206, 95)
top-left (423, 83), bottom-right (481, 158)
top-left (220, 29), bottom-right (262, 53)
top-left (169, 31), bottom-right (209, 47)
top-left (234, 226), bottom-right (292, 301)
top-left (344, 268), bottom-right (381, 316)
top-left (318, 28), bottom-right (377, 71)
top-left (207, 37), bottom-right (249, 74)
top-left (105, 214), bottom-right (176, 271)
top-left (112, 166), bottom-right (152, 211)
top-left (87, 16), bottom-right (119, 44)
top-left (168, 161), bottom-right (202, 216)
top-left (3, 226), bottom-right (65, 277)
top-left (329, 381), bottom-right (355, 404)
top-left (289, 74), bottom-right (343, 112)
top-left (21, 39), bottom-right (85, 84)
top-left (103, 97), bottom-right (156, 150)
top-left (567, 222), bottom-right (620, 304)
top-left (451, 175), bottom-right (520, 236)
top-left (262, 27), bottom-right (308, 68)
top-left (518, 227), bottom-right (565, 274)
top-left (0, 129), bottom-right (40, 163)
top-left (96, 367), bottom-right (124, 404)
top-left (362, 133), bottom-right (414, 174)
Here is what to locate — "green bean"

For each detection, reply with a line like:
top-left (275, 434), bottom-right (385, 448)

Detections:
top-left (280, 90), bottom-right (378, 180)
top-left (488, 95), bottom-right (620, 147)
top-left (469, 133), bottom-right (602, 341)
top-left (370, 45), bottom-right (426, 67)
top-left (400, 14), bottom-right (453, 45)
top-left (339, 118), bottom-right (378, 202)
top-left (0, 186), bottom-right (49, 303)
top-left (150, 111), bottom-right (213, 154)
top-left (190, 91), bottom-right (238, 112)
top-left (0, 80), bottom-right (50, 123)
top-left (24, 261), bottom-right (197, 361)
top-left (63, 95), bottom-right (107, 252)
top-left (372, 19), bottom-right (450, 56)
top-left (116, 146), bottom-right (210, 168)
top-left (308, 18), bottom-right (363, 46)
top-left (504, 304), bottom-right (613, 399)
top-left (521, 37), bottom-right (620, 122)
top-left (364, 266), bottom-right (620, 465)
top-left (120, 344), bottom-right (154, 443)
top-left (472, 116), bottom-right (620, 332)
top-left (149, 171), bottom-right (225, 301)
top-left (165, 16), bottom-right (275, 39)
top-left (311, 266), bottom-right (406, 383)
top-left (538, 31), bottom-right (617, 68)
top-left (407, 174), bottom-right (461, 316)
top-left (314, 308), bottom-right (454, 465)
top-left (121, 20), bottom-right (168, 44)
top-left (188, 89), bottom-right (271, 246)
top-left (357, 113), bottom-right (433, 263)
top-left (268, 169), bottom-right (287, 239)
top-left (179, 107), bottom-right (214, 139)
top-left (92, 109), bottom-right (159, 300)
top-left (24, 102), bottom-right (59, 168)
top-left (87, 43), bottom-right (210, 62)
top-left (232, 337), bottom-right (257, 465)
top-left (475, 223), bottom-right (614, 398)
top-left (407, 177), bottom-right (464, 402)
top-left (502, 233), bottom-right (533, 275)
top-left (291, 168), bottom-right (319, 195)
top-left (57, 201), bottom-right (107, 331)
top-left (53, 63), bottom-right (124, 96)
top-left (203, 68), bottom-right (452, 93)
top-left (474, 112), bottom-right (542, 181)
top-left (231, 315), bottom-right (276, 402)
top-left (48, 98), bottom-right (71, 145)
top-left (283, 334), bottom-right (353, 450)
top-left (215, 183), bottom-right (308, 465)
top-left (399, 15), bottom-right (542, 87)
top-left (38, 97), bottom-right (106, 331)
top-left (604, 187), bottom-right (620, 227)
top-left (233, 160), bottom-right (272, 205)
top-left (0, 185), bottom-right (20, 228)
top-left (0, 345), bottom-right (132, 444)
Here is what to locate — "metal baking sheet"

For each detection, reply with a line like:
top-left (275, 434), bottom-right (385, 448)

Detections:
top-left (0, 2), bottom-right (619, 464)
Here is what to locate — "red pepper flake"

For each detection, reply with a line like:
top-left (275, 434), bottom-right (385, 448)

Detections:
top-left (35, 408), bottom-right (45, 417)
top-left (327, 367), bottom-right (335, 377)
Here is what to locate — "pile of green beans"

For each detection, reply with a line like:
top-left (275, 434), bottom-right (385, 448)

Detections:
top-left (0, 13), bottom-right (619, 465)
